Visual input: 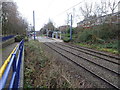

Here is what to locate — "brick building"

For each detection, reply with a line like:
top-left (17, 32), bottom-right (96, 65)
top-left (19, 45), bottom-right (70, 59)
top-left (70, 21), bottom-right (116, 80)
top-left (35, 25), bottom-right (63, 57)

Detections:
top-left (77, 12), bottom-right (120, 28)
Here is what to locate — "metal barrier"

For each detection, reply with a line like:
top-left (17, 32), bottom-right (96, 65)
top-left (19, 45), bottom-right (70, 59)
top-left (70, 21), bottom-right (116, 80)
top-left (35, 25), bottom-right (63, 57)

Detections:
top-left (2, 35), bottom-right (15, 42)
top-left (0, 40), bottom-right (24, 89)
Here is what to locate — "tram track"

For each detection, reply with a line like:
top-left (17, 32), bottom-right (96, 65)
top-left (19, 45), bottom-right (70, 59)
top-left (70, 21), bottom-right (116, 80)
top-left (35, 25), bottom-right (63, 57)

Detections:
top-left (55, 42), bottom-right (119, 65)
top-left (53, 43), bottom-right (119, 75)
top-left (68, 43), bottom-right (120, 60)
top-left (44, 42), bottom-right (119, 89)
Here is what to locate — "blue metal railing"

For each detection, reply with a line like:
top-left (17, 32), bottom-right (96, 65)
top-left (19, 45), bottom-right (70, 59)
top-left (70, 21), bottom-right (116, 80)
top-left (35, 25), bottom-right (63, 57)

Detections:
top-left (2, 35), bottom-right (15, 42)
top-left (0, 40), bottom-right (24, 89)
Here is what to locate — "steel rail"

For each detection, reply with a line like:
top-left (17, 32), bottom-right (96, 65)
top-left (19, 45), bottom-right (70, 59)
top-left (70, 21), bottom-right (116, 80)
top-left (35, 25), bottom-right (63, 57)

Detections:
top-left (66, 43), bottom-right (120, 60)
top-left (51, 43), bottom-right (119, 75)
top-left (56, 42), bottom-right (119, 65)
top-left (44, 43), bottom-right (119, 89)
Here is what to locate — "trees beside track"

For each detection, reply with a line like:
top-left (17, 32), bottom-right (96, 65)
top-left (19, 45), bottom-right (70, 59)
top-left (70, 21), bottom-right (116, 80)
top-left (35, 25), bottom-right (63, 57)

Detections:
top-left (2, 2), bottom-right (28, 36)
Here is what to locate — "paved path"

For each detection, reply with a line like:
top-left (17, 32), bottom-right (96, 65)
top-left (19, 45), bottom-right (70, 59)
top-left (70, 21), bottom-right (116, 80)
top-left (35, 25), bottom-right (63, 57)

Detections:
top-left (0, 43), bottom-right (18, 67)
top-left (37, 36), bottom-right (63, 42)
top-left (1, 43), bottom-right (19, 88)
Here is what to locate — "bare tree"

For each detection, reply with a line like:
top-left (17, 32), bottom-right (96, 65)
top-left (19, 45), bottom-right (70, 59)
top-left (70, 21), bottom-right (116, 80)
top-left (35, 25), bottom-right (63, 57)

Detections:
top-left (2, 2), bottom-right (28, 36)
top-left (80, 2), bottom-right (93, 19)
top-left (93, 1), bottom-right (109, 17)
top-left (43, 19), bottom-right (55, 31)
top-left (100, 1), bottom-right (108, 15)
top-left (92, 3), bottom-right (101, 17)
top-left (93, 0), bottom-right (118, 16)
top-left (108, 0), bottom-right (119, 14)
top-left (65, 13), bottom-right (69, 25)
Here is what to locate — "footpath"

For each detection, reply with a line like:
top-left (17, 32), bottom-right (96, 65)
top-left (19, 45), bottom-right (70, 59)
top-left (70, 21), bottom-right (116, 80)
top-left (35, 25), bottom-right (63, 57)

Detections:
top-left (0, 43), bottom-right (18, 67)
top-left (0, 42), bottom-right (23, 88)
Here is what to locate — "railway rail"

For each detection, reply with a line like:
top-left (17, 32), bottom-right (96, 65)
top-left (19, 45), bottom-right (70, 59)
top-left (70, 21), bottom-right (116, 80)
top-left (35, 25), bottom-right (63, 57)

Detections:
top-left (44, 42), bottom-right (119, 89)
top-left (54, 43), bottom-right (119, 74)
top-left (56, 42), bottom-right (119, 65)
top-left (68, 43), bottom-right (119, 60)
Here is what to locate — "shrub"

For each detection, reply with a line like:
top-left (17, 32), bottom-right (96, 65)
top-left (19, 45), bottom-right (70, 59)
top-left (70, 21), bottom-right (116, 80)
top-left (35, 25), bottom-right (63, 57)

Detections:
top-left (78, 30), bottom-right (93, 42)
top-left (24, 36), bottom-right (28, 42)
top-left (63, 37), bottom-right (70, 42)
top-left (15, 35), bottom-right (26, 42)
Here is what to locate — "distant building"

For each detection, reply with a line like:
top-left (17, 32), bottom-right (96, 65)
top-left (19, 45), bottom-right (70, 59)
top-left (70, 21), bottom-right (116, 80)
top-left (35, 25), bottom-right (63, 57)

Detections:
top-left (58, 25), bottom-right (70, 33)
top-left (36, 31), bottom-right (40, 36)
top-left (77, 12), bottom-right (120, 28)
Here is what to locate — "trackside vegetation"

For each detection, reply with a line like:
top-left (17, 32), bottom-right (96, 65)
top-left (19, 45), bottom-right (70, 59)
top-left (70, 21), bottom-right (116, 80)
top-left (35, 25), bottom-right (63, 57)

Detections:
top-left (62, 23), bottom-right (119, 54)
top-left (24, 40), bottom-right (71, 88)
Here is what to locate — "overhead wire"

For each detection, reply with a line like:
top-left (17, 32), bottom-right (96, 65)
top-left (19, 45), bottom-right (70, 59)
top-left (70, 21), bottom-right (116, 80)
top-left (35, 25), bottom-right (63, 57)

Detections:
top-left (43, 0), bottom-right (84, 27)
top-left (53, 1), bottom-right (84, 18)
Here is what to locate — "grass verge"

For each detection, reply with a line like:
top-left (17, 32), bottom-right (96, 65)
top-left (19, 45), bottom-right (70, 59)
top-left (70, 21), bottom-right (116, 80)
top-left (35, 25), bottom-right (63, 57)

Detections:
top-left (24, 40), bottom-right (71, 88)
top-left (75, 42), bottom-right (119, 55)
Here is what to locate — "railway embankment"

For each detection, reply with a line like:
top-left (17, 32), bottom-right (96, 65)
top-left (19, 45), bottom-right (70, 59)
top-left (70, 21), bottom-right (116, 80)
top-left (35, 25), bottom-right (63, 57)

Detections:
top-left (24, 40), bottom-right (72, 88)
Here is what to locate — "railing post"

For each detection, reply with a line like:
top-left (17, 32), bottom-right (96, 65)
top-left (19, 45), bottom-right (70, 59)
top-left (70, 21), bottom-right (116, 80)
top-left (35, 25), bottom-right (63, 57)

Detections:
top-left (12, 54), bottom-right (16, 72)
top-left (14, 40), bottom-right (24, 89)
top-left (9, 53), bottom-right (16, 88)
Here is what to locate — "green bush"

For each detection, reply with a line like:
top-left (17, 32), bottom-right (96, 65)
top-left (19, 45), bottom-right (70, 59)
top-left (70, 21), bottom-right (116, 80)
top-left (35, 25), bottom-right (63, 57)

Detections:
top-left (66, 28), bottom-right (75, 34)
top-left (63, 37), bottom-right (70, 42)
top-left (78, 30), bottom-right (93, 42)
top-left (75, 23), bottom-right (118, 43)
top-left (24, 36), bottom-right (28, 42)
top-left (15, 35), bottom-right (26, 42)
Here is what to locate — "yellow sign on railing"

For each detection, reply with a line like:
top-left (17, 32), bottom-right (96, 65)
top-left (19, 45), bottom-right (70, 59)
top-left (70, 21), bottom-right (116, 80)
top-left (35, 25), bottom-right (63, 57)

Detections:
top-left (0, 45), bottom-right (18, 78)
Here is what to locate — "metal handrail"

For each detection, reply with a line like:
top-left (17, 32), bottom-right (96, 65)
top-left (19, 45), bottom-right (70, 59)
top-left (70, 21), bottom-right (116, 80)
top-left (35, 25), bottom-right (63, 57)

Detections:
top-left (0, 39), bottom-right (24, 89)
top-left (0, 45), bottom-right (18, 78)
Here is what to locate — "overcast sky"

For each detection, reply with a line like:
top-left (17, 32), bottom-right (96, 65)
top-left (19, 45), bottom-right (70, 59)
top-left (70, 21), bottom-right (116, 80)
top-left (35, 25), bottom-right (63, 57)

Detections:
top-left (12, 0), bottom-right (119, 31)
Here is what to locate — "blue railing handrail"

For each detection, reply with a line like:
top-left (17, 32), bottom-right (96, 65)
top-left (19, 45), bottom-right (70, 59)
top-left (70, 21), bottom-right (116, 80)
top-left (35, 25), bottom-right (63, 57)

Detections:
top-left (2, 35), bottom-right (15, 42)
top-left (0, 39), bottom-right (24, 89)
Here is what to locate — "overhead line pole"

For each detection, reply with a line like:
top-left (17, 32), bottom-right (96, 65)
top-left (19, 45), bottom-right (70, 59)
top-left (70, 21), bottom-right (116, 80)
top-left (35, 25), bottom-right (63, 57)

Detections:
top-left (33, 11), bottom-right (35, 40)
top-left (70, 14), bottom-right (72, 40)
